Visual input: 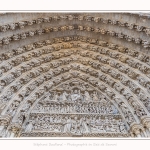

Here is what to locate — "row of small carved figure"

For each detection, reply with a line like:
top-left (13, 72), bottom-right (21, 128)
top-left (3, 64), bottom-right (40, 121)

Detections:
top-left (21, 132), bottom-right (128, 137)
top-left (33, 102), bottom-right (118, 114)
top-left (0, 53), bottom-right (150, 103)
top-left (43, 90), bottom-right (107, 102)
top-left (0, 68), bottom-right (73, 103)
top-left (79, 60), bottom-right (150, 108)
top-left (0, 14), bottom-right (150, 35)
top-left (0, 47), bottom-right (149, 96)
top-left (80, 45), bottom-right (150, 67)
top-left (0, 24), bottom-right (150, 48)
top-left (1, 47), bottom-right (149, 83)
top-left (80, 50), bottom-right (150, 75)
top-left (1, 40), bottom-right (148, 89)
top-left (0, 25), bottom-right (74, 45)
top-left (26, 115), bottom-right (127, 134)
top-left (0, 51), bottom-right (77, 81)
top-left (1, 41), bottom-right (149, 77)
top-left (0, 37), bottom-right (77, 61)
top-left (79, 42), bottom-right (150, 67)
top-left (79, 60), bottom-right (150, 94)
top-left (88, 57), bottom-right (149, 94)
top-left (0, 48), bottom-right (149, 96)
top-left (0, 59), bottom-right (75, 95)
top-left (0, 48), bottom-right (75, 77)
top-left (32, 114), bottom-right (121, 124)
top-left (0, 36), bottom-right (149, 65)
top-left (32, 123), bottom-right (126, 134)
top-left (77, 25), bottom-right (150, 48)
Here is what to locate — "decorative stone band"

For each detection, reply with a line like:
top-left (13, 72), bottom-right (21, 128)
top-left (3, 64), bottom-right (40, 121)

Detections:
top-left (20, 131), bottom-right (129, 137)
top-left (0, 36), bottom-right (149, 66)
top-left (0, 14), bottom-right (150, 36)
top-left (127, 13), bottom-right (150, 19)
top-left (0, 25), bottom-right (150, 48)
top-left (1, 48), bottom-right (149, 95)
top-left (0, 43), bottom-right (149, 94)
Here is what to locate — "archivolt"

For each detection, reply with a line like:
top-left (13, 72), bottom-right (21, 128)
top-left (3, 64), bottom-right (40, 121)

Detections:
top-left (1, 41), bottom-right (150, 109)
top-left (0, 36), bottom-right (150, 137)
top-left (4, 70), bottom-right (149, 137)
top-left (1, 14), bottom-right (150, 48)
top-left (0, 24), bottom-right (149, 49)
top-left (1, 14), bottom-right (150, 35)
top-left (0, 63), bottom-right (147, 126)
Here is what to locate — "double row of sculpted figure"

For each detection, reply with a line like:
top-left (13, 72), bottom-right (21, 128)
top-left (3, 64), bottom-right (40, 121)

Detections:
top-left (0, 36), bottom-right (149, 68)
top-left (25, 114), bottom-right (127, 135)
top-left (1, 14), bottom-right (150, 36)
top-left (0, 24), bottom-right (150, 48)
top-left (34, 101), bottom-right (118, 114)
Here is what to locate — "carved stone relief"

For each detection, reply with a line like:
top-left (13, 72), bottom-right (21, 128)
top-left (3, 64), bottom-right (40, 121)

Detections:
top-left (1, 13), bottom-right (150, 138)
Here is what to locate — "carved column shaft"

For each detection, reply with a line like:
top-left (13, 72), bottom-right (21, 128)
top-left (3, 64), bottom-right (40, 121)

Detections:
top-left (0, 125), bottom-right (5, 137)
top-left (5, 129), bottom-right (11, 137)
top-left (145, 128), bottom-right (150, 136)
top-left (142, 130), bottom-right (148, 137)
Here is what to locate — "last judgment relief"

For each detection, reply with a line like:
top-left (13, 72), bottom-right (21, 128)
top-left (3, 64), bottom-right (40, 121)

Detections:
top-left (1, 13), bottom-right (150, 138)
top-left (21, 80), bottom-right (128, 137)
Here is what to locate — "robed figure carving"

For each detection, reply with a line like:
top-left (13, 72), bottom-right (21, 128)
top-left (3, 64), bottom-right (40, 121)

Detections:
top-left (71, 90), bottom-right (83, 101)
top-left (63, 116), bottom-right (72, 133)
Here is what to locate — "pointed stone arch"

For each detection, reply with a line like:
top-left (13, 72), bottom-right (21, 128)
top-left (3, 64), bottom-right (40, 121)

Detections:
top-left (1, 13), bottom-right (150, 138)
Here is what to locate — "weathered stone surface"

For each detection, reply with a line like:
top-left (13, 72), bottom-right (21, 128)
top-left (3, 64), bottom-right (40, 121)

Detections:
top-left (0, 13), bottom-right (150, 138)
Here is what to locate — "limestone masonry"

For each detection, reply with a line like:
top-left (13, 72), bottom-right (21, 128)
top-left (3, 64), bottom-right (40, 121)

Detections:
top-left (0, 13), bottom-right (150, 138)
